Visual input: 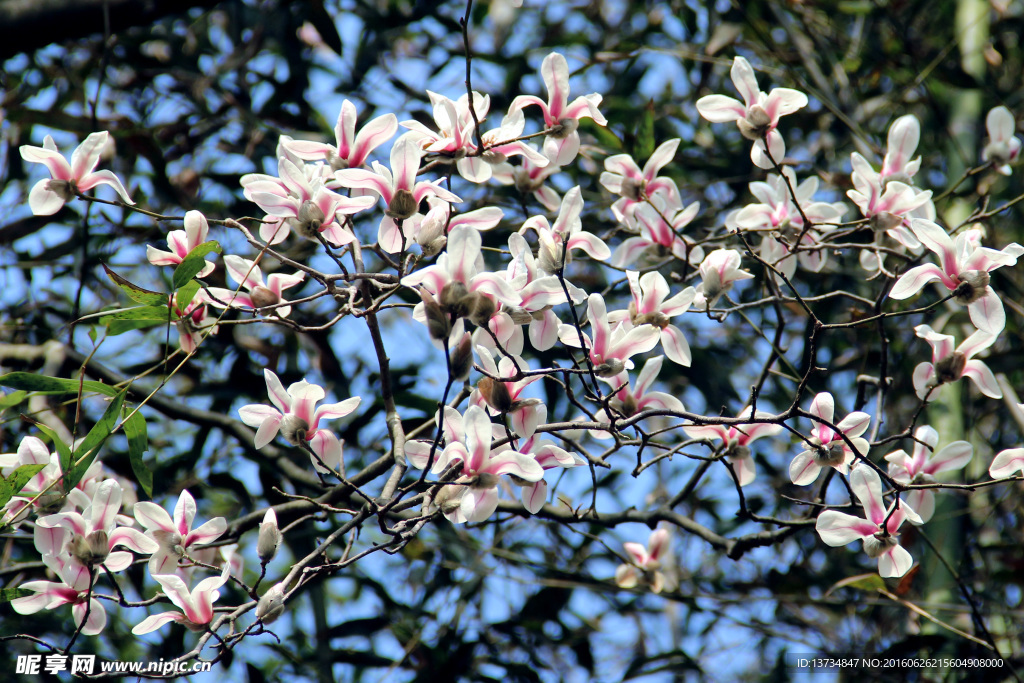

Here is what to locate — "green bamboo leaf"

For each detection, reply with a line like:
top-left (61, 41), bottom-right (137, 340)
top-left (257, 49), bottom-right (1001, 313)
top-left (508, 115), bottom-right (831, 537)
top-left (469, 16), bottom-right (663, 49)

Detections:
top-left (0, 372), bottom-right (120, 398)
top-left (99, 305), bottom-right (174, 321)
top-left (67, 389), bottom-right (127, 491)
top-left (102, 263), bottom-right (168, 305)
top-left (176, 280), bottom-right (201, 309)
top-left (172, 241), bottom-right (221, 290)
top-left (0, 390), bottom-right (27, 409)
top-left (123, 407), bottom-right (152, 498)
top-left (0, 463), bottom-right (47, 509)
top-left (104, 319), bottom-right (169, 337)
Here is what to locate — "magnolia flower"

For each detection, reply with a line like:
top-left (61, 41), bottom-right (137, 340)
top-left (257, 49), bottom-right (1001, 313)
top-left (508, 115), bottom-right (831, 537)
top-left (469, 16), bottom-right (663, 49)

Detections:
top-left (20, 131), bottom-right (134, 215)
top-left (890, 219), bottom-right (1024, 335)
top-left (35, 479), bottom-right (158, 572)
top-left (282, 99), bottom-right (398, 170)
top-left (471, 346), bottom-right (543, 415)
top-left (789, 392), bottom-right (871, 485)
top-left (879, 115), bottom-right (923, 184)
top-left (884, 426), bottom-right (972, 523)
top-left (492, 148), bottom-right (562, 212)
top-left (334, 134), bottom-right (462, 252)
top-left (558, 293), bottom-right (661, 378)
top-left (237, 369), bottom-right (361, 473)
top-left (509, 51), bottom-right (608, 165)
top-left (12, 554), bottom-right (107, 635)
top-left (505, 404), bottom-right (585, 513)
top-left (683, 408), bottom-right (783, 486)
top-left (614, 270), bottom-right (696, 366)
top-left (600, 138), bottom-right (681, 222)
top-left (132, 567), bottom-right (230, 634)
top-left (520, 186), bottom-right (611, 274)
top-left (401, 90), bottom-right (479, 161)
top-left (982, 106), bottom-right (1021, 175)
top-left (911, 324), bottom-right (1001, 400)
top-left (695, 56), bottom-right (808, 169)
top-left (204, 255), bottom-right (305, 318)
top-left (170, 291), bottom-right (217, 354)
top-left (459, 109), bottom-right (550, 183)
top-left (503, 232), bottom-right (583, 352)
top-left (134, 490), bottom-right (228, 576)
top-left (692, 249), bottom-right (755, 309)
top-left (847, 153), bottom-right (932, 248)
top-left (0, 436), bottom-right (66, 526)
top-left (592, 355), bottom-right (684, 440)
top-left (815, 465), bottom-right (921, 578)
top-left (989, 447), bottom-right (1024, 479)
top-left (611, 199), bottom-right (704, 269)
top-left (615, 528), bottom-right (670, 593)
top-left (146, 210), bottom-right (216, 277)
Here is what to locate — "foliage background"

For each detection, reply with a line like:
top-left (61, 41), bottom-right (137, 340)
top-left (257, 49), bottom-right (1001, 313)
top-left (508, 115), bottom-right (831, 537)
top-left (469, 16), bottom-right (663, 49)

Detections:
top-left (2, 0), bottom-right (1023, 681)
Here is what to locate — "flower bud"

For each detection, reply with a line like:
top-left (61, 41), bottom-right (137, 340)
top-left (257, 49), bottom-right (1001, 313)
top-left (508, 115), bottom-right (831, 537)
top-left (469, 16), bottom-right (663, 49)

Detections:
top-left (934, 351), bottom-right (967, 384)
top-left (416, 210), bottom-right (447, 257)
top-left (477, 376), bottom-right (513, 413)
top-left (257, 508), bottom-right (281, 563)
top-left (812, 440), bottom-right (847, 467)
top-left (548, 117), bottom-right (579, 140)
top-left (619, 177), bottom-right (646, 201)
top-left (594, 358), bottom-right (626, 378)
top-left (953, 270), bottom-right (990, 305)
top-left (737, 105), bottom-right (772, 140)
top-left (250, 285), bottom-right (280, 310)
top-left (256, 583), bottom-right (287, 624)
top-left (294, 200), bottom-right (326, 240)
top-left (466, 292), bottom-right (496, 327)
top-left (278, 413), bottom-right (310, 446)
top-left (870, 211), bottom-right (904, 233)
top-left (386, 188), bottom-right (418, 220)
top-left (440, 281), bottom-right (472, 318)
top-left (862, 532), bottom-right (897, 559)
top-left (420, 289), bottom-right (451, 341)
top-left (450, 333), bottom-right (474, 382)
top-left (69, 530), bottom-right (110, 566)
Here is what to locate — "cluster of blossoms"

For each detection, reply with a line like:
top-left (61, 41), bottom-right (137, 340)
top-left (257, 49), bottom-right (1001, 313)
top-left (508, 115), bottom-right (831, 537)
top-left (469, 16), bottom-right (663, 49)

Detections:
top-left (9, 46), bottom-right (1024, 664)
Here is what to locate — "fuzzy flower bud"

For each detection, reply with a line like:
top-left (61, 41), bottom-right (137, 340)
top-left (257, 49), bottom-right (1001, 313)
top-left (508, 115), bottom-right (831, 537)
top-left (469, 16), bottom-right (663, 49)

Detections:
top-left (257, 508), bottom-right (282, 563)
top-left (450, 333), bottom-right (474, 382)
top-left (256, 583), bottom-right (287, 624)
top-left (477, 376), bottom-right (513, 413)
top-left (386, 188), bottom-right (418, 220)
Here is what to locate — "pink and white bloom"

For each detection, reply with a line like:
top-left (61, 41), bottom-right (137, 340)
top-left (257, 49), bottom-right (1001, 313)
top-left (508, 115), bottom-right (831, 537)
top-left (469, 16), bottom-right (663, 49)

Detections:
top-left (460, 109), bottom-right (551, 183)
top-left (615, 528), bottom-right (671, 593)
top-left (282, 99), bottom-right (398, 170)
top-left (911, 324), bottom-right (1001, 400)
top-left (20, 131), bottom-right (134, 215)
top-left (847, 153), bottom-right (932, 249)
top-left (593, 355), bottom-right (684, 440)
top-left (879, 115), bottom-right (923, 184)
top-left (683, 408), bottom-right (783, 486)
top-left (35, 479), bottom-right (158, 572)
top-left (204, 255), bottom-right (305, 318)
top-left (890, 219), bottom-right (1024, 335)
top-left (0, 436), bottom-right (66, 527)
top-left (132, 566), bottom-right (230, 634)
top-left (692, 249), bottom-right (755, 309)
top-left (248, 158), bottom-right (375, 246)
top-left (982, 106), bottom-right (1021, 176)
top-left (171, 291), bottom-right (217, 355)
top-left (334, 134), bottom-right (463, 252)
top-left (12, 554), bottom-right (107, 635)
top-left (134, 490), bottom-right (228, 576)
top-left (237, 369), bottom-right (361, 474)
top-left (505, 404), bottom-right (585, 513)
top-left (695, 56), bottom-right (808, 169)
top-left (789, 392), bottom-right (871, 485)
top-left (520, 186), bottom-right (611, 274)
top-left (815, 465), bottom-right (921, 578)
top-left (989, 447), bottom-right (1024, 478)
top-left (146, 210), bottom-right (216, 277)
top-left (509, 52), bottom-right (608, 165)
top-left (492, 148), bottom-right (562, 212)
top-left (558, 293), bottom-right (661, 379)
top-left (612, 199), bottom-right (704, 269)
top-left (884, 426), bottom-right (972, 523)
top-left (600, 139), bottom-right (681, 222)
top-left (614, 270), bottom-right (696, 366)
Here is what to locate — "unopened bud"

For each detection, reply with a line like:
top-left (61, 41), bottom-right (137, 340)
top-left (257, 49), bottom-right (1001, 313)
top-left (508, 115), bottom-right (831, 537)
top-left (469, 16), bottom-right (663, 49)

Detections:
top-left (477, 376), bottom-right (513, 413)
top-left (420, 289), bottom-right (451, 341)
top-left (416, 211), bottom-right (447, 256)
top-left (295, 200), bottom-right (326, 239)
top-left (472, 472), bottom-right (499, 489)
top-left (548, 118), bottom-right (579, 140)
top-left (450, 333), bottom-right (474, 381)
top-left (69, 530), bottom-right (110, 566)
top-left (256, 583), bottom-right (286, 624)
top-left (466, 293), bottom-right (496, 327)
top-left (953, 270), bottom-right (990, 305)
top-left (594, 358), bottom-right (626, 378)
top-left (506, 307), bottom-right (535, 325)
top-left (934, 351), bottom-right (967, 384)
top-left (250, 285), bottom-right (280, 309)
top-left (870, 211), bottom-right (904, 233)
top-left (440, 281), bottom-right (472, 319)
top-left (386, 188), bottom-right (418, 220)
top-left (278, 413), bottom-right (310, 446)
top-left (257, 508), bottom-right (281, 562)
top-left (862, 532), bottom-right (898, 558)
top-left (737, 105), bottom-right (772, 141)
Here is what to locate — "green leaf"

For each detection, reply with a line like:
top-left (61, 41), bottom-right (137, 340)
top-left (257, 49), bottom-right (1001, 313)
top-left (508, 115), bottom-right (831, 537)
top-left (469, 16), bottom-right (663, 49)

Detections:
top-left (0, 372), bottom-right (120, 398)
top-left (102, 263), bottom-right (168, 305)
top-left (104, 318), bottom-right (170, 337)
top-left (635, 99), bottom-right (655, 160)
top-left (29, 421), bottom-right (73, 484)
top-left (824, 572), bottom-right (887, 597)
top-left (67, 389), bottom-right (127, 491)
top-left (0, 390), bottom-right (27, 409)
top-left (0, 463), bottom-right (47, 509)
top-left (172, 241), bottom-right (221, 290)
top-left (0, 588), bottom-right (33, 603)
top-left (99, 305), bottom-right (174, 321)
top-left (123, 407), bottom-right (152, 498)
top-left (176, 279), bottom-right (201, 308)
